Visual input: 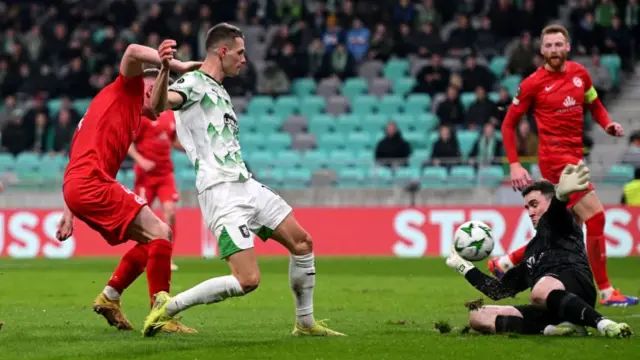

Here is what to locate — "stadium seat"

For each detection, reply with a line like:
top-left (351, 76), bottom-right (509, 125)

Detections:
top-left (393, 77), bottom-right (416, 96)
top-left (47, 98), bottom-right (63, 117)
top-left (176, 169), bottom-right (196, 190)
top-left (606, 163), bottom-right (634, 185)
top-left (328, 149), bottom-right (355, 168)
top-left (405, 94), bottom-right (432, 114)
top-left (351, 95), bottom-right (378, 115)
top-left (489, 56), bottom-right (507, 77)
top-left (340, 78), bottom-right (368, 100)
top-left (383, 59), bottom-right (409, 79)
top-left (73, 98), bottom-right (92, 114)
top-left (308, 114), bottom-right (336, 135)
top-left (478, 165), bottom-right (505, 186)
top-left (302, 149), bottom-right (330, 169)
top-left (601, 55), bottom-right (621, 87)
top-left (416, 113), bottom-right (439, 132)
top-left (15, 152), bottom-right (41, 171)
top-left (346, 132), bottom-right (375, 150)
top-left (273, 96), bottom-right (300, 118)
top-left (239, 132), bottom-right (265, 151)
top-left (421, 166), bottom-right (448, 188)
top-left (360, 114), bottom-right (387, 134)
top-left (171, 151), bottom-right (192, 170)
top-left (247, 96), bottom-right (274, 115)
top-left (409, 148), bottom-right (430, 167)
top-left (299, 96), bottom-right (326, 117)
top-left (460, 92), bottom-right (476, 111)
top-left (267, 132), bottom-right (292, 150)
top-left (285, 167), bottom-right (312, 189)
top-left (258, 115), bottom-right (283, 133)
top-left (318, 132), bottom-right (347, 149)
top-left (292, 78), bottom-right (317, 97)
top-left (501, 75), bottom-right (522, 97)
top-left (404, 132), bottom-right (428, 150)
top-left (378, 95), bottom-right (403, 116)
top-left (245, 149), bottom-right (275, 168)
top-left (449, 165), bottom-right (476, 187)
top-left (370, 166), bottom-right (394, 187)
top-left (0, 153), bottom-right (15, 172)
top-left (257, 167), bottom-right (286, 188)
top-left (393, 114), bottom-right (415, 133)
top-left (241, 115), bottom-right (258, 132)
top-left (335, 114), bottom-right (360, 133)
top-left (277, 150), bottom-right (302, 168)
top-left (394, 166), bottom-right (421, 184)
top-left (488, 91), bottom-right (500, 103)
top-left (456, 130), bottom-right (480, 159)
top-left (337, 167), bottom-right (366, 188)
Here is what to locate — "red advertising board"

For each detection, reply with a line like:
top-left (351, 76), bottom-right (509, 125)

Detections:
top-left (1, 207), bottom-right (640, 258)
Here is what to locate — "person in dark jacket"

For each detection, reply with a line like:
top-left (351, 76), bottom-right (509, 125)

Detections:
top-left (375, 121), bottom-right (412, 167)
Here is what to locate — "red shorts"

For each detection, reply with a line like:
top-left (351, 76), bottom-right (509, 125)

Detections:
top-left (540, 159), bottom-right (595, 209)
top-left (133, 172), bottom-right (179, 206)
top-left (63, 174), bottom-right (147, 246)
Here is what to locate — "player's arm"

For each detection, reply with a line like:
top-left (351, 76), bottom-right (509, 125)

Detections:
top-left (151, 65), bottom-right (185, 113)
top-left (501, 80), bottom-right (535, 166)
top-left (582, 70), bottom-right (623, 136)
top-left (120, 41), bottom-right (201, 79)
top-left (548, 162), bottom-right (591, 232)
top-left (172, 138), bottom-right (184, 152)
top-left (128, 144), bottom-right (155, 171)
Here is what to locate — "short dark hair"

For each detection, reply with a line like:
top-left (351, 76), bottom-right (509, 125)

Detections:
top-left (541, 24), bottom-right (570, 42)
top-left (143, 68), bottom-right (174, 85)
top-left (522, 180), bottom-right (556, 199)
top-left (205, 23), bottom-right (244, 51)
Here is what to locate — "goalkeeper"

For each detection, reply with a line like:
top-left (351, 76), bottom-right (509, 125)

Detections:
top-left (446, 161), bottom-right (632, 338)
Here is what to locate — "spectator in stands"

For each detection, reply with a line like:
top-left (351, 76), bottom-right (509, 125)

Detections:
top-left (307, 38), bottom-right (326, 79)
top-left (30, 112), bottom-right (50, 154)
top-left (267, 24), bottom-right (291, 61)
top-left (570, 0), bottom-right (594, 29)
top-left (437, 86), bottom-right (465, 128)
top-left (322, 17), bottom-right (343, 54)
top-left (337, 0), bottom-right (355, 29)
top-left (63, 56), bottom-right (92, 98)
top-left (278, 0), bottom-right (307, 24)
top-left (0, 96), bottom-right (17, 127)
top-left (520, 0), bottom-right (545, 36)
top-left (258, 62), bottom-right (290, 95)
top-left (469, 122), bottom-right (502, 166)
top-left (393, 0), bottom-right (416, 24)
top-left (461, 56), bottom-right (495, 93)
top-left (22, 96), bottom-right (49, 148)
top-left (604, 16), bottom-right (632, 70)
top-left (627, 0), bottom-right (640, 44)
top-left (430, 124), bottom-right (460, 168)
top-left (59, 96), bottom-right (81, 125)
top-left (413, 53), bottom-right (449, 96)
top-left (411, 23), bottom-right (443, 58)
top-left (515, 119), bottom-right (538, 158)
top-left (394, 23), bottom-right (415, 58)
top-left (575, 12), bottom-right (604, 55)
top-left (506, 32), bottom-right (536, 77)
top-left (595, 0), bottom-right (617, 28)
top-left (277, 42), bottom-right (306, 80)
top-left (375, 121), bottom-right (412, 168)
top-left (319, 43), bottom-right (356, 80)
top-left (489, 0), bottom-right (518, 40)
top-left (415, 0), bottom-right (442, 29)
top-left (457, 0), bottom-right (484, 17)
top-left (49, 109), bottom-right (75, 155)
top-left (346, 18), bottom-right (370, 63)
top-left (368, 23), bottom-right (394, 62)
top-left (290, 19), bottom-right (314, 50)
top-left (307, 2), bottom-right (328, 36)
top-left (1, 115), bottom-right (28, 156)
top-left (586, 54), bottom-right (612, 101)
top-left (475, 16), bottom-right (499, 58)
top-left (466, 86), bottom-right (497, 129)
top-left (447, 14), bottom-right (476, 57)
top-left (621, 130), bottom-right (640, 168)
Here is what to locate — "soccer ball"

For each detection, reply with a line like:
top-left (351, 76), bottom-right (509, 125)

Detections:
top-left (453, 220), bottom-right (495, 262)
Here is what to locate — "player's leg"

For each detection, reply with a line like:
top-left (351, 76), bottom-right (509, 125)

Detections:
top-left (468, 305), bottom-right (553, 335)
top-left (157, 176), bottom-right (180, 271)
top-left (531, 275), bottom-right (631, 337)
top-left (571, 190), bottom-right (638, 306)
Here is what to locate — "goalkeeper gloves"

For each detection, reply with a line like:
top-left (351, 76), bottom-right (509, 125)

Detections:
top-left (555, 160), bottom-right (591, 202)
top-left (445, 245), bottom-right (474, 276)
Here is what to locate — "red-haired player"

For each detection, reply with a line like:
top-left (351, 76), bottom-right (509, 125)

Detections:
top-left (56, 40), bottom-right (202, 332)
top-left (489, 25), bottom-right (638, 307)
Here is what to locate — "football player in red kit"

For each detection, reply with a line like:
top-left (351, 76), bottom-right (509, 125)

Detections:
top-left (56, 40), bottom-right (202, 332)
top-left (490, 25), bottom-right (637, 307)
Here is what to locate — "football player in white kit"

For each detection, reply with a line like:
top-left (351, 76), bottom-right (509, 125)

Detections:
top-left (142, 23), bottom-right (344, 338)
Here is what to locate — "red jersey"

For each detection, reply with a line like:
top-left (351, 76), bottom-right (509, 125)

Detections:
top-left (133, 111), bottom-right (176, 177)
top-left (503, 61), bottom-right (598, 166)
top-left (65, 73), bottom-right (144, 181)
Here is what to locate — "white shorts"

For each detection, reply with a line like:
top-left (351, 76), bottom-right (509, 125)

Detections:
top-left (197, 178), bottom-right (292, 259)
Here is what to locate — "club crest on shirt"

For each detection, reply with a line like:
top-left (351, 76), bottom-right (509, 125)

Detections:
top-left (573, 76), bottom-right (583, 87)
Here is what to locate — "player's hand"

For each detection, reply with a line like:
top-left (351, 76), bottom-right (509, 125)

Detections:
top-left (158, 39), bottom-right (176, 69)
top-left (445, 245), bottom-right (473, 276)
top-left (56, 214), bottom-right (74, 241)
top-left (174, 61), bottom-right (203, 74)
top-left (509, 163), bottom-right (532, 191)
top-left (555, 160), bottom-right (590, 201)
top-left (138, 158), bottom-right (156, 172)
top-left (605, 122), bottom-right (624, 137)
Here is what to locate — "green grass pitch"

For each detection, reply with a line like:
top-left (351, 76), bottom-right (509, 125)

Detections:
top-left (1, 257), bottom-right (639, 359)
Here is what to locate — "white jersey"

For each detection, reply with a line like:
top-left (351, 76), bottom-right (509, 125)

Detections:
top-left (169, 70), bottom-right (250, 193)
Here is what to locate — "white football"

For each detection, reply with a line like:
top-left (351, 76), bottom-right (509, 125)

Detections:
top-left (453, 220), bottom-right (495, 261)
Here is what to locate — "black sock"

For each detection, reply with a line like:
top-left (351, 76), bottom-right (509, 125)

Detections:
top-left (495, 315), bottom-right (524, 334)
top-left (546, 289), bottom-right (603, 328)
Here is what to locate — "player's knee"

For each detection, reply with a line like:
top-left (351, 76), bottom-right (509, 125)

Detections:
top-left (291, 231), bottom-right (313, 256)
top-left (152, 222), bottom-right (173, 243)
top-left (530, 287), bottom-right (550, 307)
top-left (468, 309), bottom-right (495, 333)
top-left (237, 272), bottom-right (260, 293)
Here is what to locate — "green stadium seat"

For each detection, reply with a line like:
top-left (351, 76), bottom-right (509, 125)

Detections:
top-left (47, 98), bottom-right (63, 117)
top-left (352, 95), bottom-right (378, 115)
top-left (489, 56), bottom-right (507, 77)
top-left (421, 166), bottom-right (448, 187)
top-left (256, 167), bottom-right (285, 188)
top-left (73, 98), bottom-right (92, 114)
top-left (329, 149), bottom-right (355, 170)
top-left (501, 75), bottom-right (522, 97)
top-left (378, 95), bottom-right (403, 116)
top-left (449, 165), bottom-right (476, 187)
top-left (601, 55), bottom-right (621, 87)
top-left (478, 166), bottom-right (505, 186)
top-left (292, 78), bottom-right (317, 97)
top-left (302, 150), bottom-right (329, 169)
top-left (299, 96), bottom-right (326, 117)
top-left (354, 149), bottom-right (373, 163)
top-left (416, 113), bottom-right (439, 132)
top-left (393, 114), bottom-right (415, 132)
top-left (318, 132), bottom-right (347, 149)
top-left (409, 148), bottom-right (430, 167)
top-left (456, 130), bottom-right (480, 159)
top-left (308, 114), bottom-right (335, 134)
top-left (383, 59), bottom-right (409, 79)
top-left (15, 152), bottom-right (41, 169)
top-left (241, 115), bottom-right (258, 132)
top-left (176, 169), bottom-right (196, 190)
top-left (267, 132), bottom-right (292, 150)
top-left (488, 92), bottom-right (500, 103)
top-left (247, 96), bottom-right (274, 115)
top-left (277, 150), bottom-right (302, 168)
top-left (340, 78), bottom-right (368, 100)
top-left (245, 149), bottom-right (274, 168)
top-left (460, 92), bottom-right (476, 111)
top-left (428, 131), bottom-right (440, 145)
top-left (239, 132), bottom-right (264, 150)
top-left (286, 167), bottom-right (312, 188)
top-left (273, 96), bottom-right (300, 118)
top-left (370, 166), bottom-right (394, 187)
top-left (360, 114), bottom-right (387, 134)
top-left (0, 153), bottom-right (16, 172)
top-left (346, 132), bottom-right (375, 150)
top-left (394, 166), bottom-right (421, 184)
top-left (335, 114), bottom-right (360, 133)
top-left (258, 115), bottom-right (282, 133)
top-left (404, 132), bottom-right (428, 150)
top-left (393, 77), bottom-right (416, 96)
top-left (405, 94), bottom-right (432, 114)
top-left (337, 167), bottom-right (366, 188)
top-left (606, 163), bottom-right (634, 185)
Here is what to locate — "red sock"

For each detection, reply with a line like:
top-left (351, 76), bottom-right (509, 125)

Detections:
top-left (146, 239), bottom-right (173, 306)
top-left (508, 246), bottom-right (527, 265)
top-left (107, 243), bottom-right (148, 294)
top-left (585, 211), bottom-right (610, 290)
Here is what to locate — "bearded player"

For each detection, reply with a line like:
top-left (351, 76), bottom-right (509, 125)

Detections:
top-left (56, 40), bottom-right (201, 332)
top-left (140, 23), bottom-right (344, 337)
top-left (490, 25), bottom-right (637, 307)
top-left (128, 80), bottom-right (182, 272)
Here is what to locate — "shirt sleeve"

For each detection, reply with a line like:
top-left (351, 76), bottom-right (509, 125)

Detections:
top-left (168, 72), bottom-right (202, 111)
top-left (511, 76), bottom-right (536, 111)
top-left (581, 68), bottom-right (599, 104)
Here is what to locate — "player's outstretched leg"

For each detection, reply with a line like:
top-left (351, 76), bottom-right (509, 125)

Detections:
top-left (270, 213), bottom-right (345, 337)
top-left (130, 206), bottom-right (197, 335)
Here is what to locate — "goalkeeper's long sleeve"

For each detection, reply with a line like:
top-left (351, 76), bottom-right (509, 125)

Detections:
top-left (464, 265), bottom-right (528, 301)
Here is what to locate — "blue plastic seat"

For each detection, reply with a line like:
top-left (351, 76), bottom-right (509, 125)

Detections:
top-left (346, 132), bottom-right (374, 150)
top-left (247, 96), bottom-right (274, 115)
top-left (415, 113), bottom-right (439, 132)
top-left (351, 95), bottom-right (378, 115)
top-left (337, 167), bottom-right (366, 188)
top-left (460, 92), bottom-right (476, 111)
top-left (393, 77), bottom-right (416, 96)
top-left (340, 78), bottom-right (368, 100)
top-left (308, 114), bottom-right (336, 135)
top-left (284, 167), bottom-right (312, 189)
top-left (171, 151), bottom-right (192, 170)
top-left (277, 150), bottom-right (302, 168)
top-left (449, 165), bottom-right (476, 187)
top-left (328, 149), bottom-right (355, 170)
top-left (258, 115), bottom-right (283, 133)
top-left (478, 165), bottom-right (505, 187)
top-left (489, 56), bottom-right (507, 77)
top-left (73, 98), bottom-right (92, 114)
top-left (405, 94), bottom-right (432, 114)
top-left (359, 114), bottom-right (387, 134)
top-left (299, 96), bottom-right (326, 117)
top-left (421, 166), bottom-right (448, 188)
top-left (273, 96), bottom-right (300, 118)
top-left (0, 153), bottom-right (15, 172)
top-left (267, 132), bottom-right (292, 150)
top-left (292, 78), bottom-right (317, 97)
top-left (318, 132), bottom-right (347, 149)
top-left (378, 95), bottom-right (403, 116)
top-left (302, 150), bottom-right (330, 169)
top-left (383, 59), bottom-right (409, 79)
top-left (456, 130), bottom-right (480, 159)
top-left (370, 166), bottom-right (394, 187)
top-left (335, 114), bottom-right (360, 133)
top-left (394, 166), bottom-right (421, 184)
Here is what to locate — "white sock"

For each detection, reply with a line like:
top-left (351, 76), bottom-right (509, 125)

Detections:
top-left (498, 255), bottom-right (514, 272)
top-left (599, 287), bottom-right (614, 300)
top-left (597, 318), bottom-right (616, 334)
top-left (289, 253), bottom-right (316, 328)
top-left (103, 286), bottom-right (120, 301)
top-left (165, 275), bottom-right (244, 317)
